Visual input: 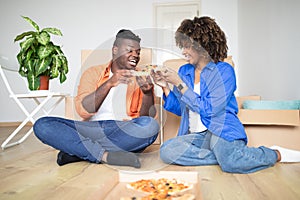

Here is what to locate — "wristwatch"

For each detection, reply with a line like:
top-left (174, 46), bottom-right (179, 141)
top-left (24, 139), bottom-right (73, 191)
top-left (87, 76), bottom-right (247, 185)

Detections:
top-left (177, 82), bottom-right (186, 92)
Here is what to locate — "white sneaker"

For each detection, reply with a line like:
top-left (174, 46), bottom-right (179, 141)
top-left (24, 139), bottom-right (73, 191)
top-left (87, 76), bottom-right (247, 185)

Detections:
top-left (270, 145), bottom-right (300, 163)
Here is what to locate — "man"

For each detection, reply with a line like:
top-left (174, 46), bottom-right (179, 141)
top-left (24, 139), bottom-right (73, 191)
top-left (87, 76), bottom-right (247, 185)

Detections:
top-left (34, 29), bottom-right (159, 168)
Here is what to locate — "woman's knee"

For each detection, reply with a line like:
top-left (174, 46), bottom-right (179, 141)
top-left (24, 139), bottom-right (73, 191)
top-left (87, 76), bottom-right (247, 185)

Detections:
top-left (160, 145), bottom-right (171, 163)
top-left (159, 140), bottom-right (177, 164)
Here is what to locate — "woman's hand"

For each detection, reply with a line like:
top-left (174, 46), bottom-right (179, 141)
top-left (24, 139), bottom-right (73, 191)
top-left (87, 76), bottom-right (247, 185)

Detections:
top-left (153, 67), bottom-right (182, 87)
top-left (150, 69), bottom-right (168, 88)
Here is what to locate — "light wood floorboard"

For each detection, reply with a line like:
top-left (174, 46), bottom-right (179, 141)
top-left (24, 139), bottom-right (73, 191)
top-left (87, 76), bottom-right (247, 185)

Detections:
top-left (0, 126), bottom-right (300, 200)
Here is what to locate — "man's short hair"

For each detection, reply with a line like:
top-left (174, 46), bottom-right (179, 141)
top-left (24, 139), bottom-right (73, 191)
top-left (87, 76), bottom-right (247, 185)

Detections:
top-left (113, 29), bottom-right (141, 46)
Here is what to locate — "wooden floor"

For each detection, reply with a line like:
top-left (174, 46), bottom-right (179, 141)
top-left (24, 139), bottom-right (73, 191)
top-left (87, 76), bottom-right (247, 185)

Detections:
top-left (1, 125), bottom-right (300, 200)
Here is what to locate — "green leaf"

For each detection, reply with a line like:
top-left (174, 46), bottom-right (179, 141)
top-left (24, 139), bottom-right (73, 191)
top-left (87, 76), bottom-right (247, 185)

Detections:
top-left (18, 64), bottom-right (27, 77)
top-left (36, 31), bottom-right (50, 45)
top-left (17, 51), bottom-right (26, 65)
top-left (59, 72), bottom-right (67, 83)
top-left (35, 57), bottom-right (51, 76)
top-left (25, 59), bottom-right (35, 73)
top-left (27, 72), bottom-right (39, 90)
top-left (54, 46), bottom-right (62, 54)
top-left (42, 28), bottom-right (63, 36)
top-left (59, 56), bottom-right (69, 74)
top-left (50, 56), bottom-right (61, 78)
top-left (37, 45), bottom-right (54, 59)
top-left (22, 16), bottom-right (39, 32)
top-left (26, 49), bottom-right (34, 61)
top-left (14, 31), bottom-right (35, 42)
top-left (20, 37), bottom-right (35, 52)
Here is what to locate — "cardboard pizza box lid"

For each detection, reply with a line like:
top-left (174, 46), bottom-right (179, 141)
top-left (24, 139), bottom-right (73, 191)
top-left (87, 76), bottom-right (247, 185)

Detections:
top-left (104, 171), bottom-right (202, 200)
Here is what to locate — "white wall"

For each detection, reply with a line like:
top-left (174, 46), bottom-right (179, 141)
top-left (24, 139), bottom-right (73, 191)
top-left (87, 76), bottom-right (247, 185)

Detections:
top-left (0, 0), bottom-right (238, 122)
top-left (0, 0), bottom-right (210, 122)
top-left (238, 0), bottom-right (300, 100)
top-left (2, 0), bottom-right (298, 123)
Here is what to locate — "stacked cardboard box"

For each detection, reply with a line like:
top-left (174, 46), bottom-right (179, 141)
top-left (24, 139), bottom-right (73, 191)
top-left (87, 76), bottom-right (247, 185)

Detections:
top-left (237, 96), bottom-right (300, 150)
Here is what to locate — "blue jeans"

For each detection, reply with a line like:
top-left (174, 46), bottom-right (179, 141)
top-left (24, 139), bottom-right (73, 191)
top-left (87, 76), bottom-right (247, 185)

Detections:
top-left (160, 131), bottom-right (278, 173)
top-left (33, 116), bottom-right (159, 163)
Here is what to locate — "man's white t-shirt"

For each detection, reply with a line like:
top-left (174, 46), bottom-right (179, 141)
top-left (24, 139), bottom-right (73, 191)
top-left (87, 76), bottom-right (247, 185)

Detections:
top-left (89, 71), bottom-right (129, 121)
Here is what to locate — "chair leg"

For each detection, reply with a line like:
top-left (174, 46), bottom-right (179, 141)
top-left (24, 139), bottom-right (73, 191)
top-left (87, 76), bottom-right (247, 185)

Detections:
top-left (1, 119), bottom-right (33, 149)
top-left (33, 96), bottom-right (65, 115)
top-left (17, 127), bottom-right (34, 144)
top-left (1, 96), bottom-right (52, 149)
top-left (160, 97), bottom-right (164, 145)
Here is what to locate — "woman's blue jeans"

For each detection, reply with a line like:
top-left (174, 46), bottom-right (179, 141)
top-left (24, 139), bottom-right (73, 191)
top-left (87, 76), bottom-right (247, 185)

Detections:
top-left (160, 131), bottom-right (278, 173)
top-left (33, 116), bottom-right (159, 163)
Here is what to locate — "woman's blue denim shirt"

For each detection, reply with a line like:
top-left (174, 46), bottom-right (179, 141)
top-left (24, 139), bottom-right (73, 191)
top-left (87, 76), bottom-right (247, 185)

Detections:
top-left (163, 61), bottom-right (247, 142)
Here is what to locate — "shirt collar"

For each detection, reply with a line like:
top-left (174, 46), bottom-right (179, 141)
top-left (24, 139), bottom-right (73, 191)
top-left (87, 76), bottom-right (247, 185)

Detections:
top-left (182, 61), bottom-right (216, 76)
top-left (205, 61), bottom-right (216, 70)
top-left (102, 60), bottom-right (113, 77)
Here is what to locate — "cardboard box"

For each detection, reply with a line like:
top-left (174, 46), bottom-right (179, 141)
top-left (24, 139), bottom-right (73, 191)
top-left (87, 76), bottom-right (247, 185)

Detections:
top-left (237, 96), bottom-right (300, 150)
top-left (103, 171), bottom-right (201, 200)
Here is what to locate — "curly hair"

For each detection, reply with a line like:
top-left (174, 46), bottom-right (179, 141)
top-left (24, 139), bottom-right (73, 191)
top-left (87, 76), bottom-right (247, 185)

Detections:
top-left (175, 16), bottom-right (228, 63)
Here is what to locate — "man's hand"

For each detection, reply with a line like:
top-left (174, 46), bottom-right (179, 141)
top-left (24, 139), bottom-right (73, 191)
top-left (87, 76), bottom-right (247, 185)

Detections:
top-left (108, 69), bottom-right (133, 87)
top-left (136, 75), bottom-right (155, 117)
top-left (135, 75), bottom-right (154, 95)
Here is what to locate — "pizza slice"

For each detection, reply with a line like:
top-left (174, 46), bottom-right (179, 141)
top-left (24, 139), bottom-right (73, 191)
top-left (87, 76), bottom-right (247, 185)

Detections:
top-left (132, 65), bottom-right (166, 76)
top-left (120, 193), bottom-right (195, 200)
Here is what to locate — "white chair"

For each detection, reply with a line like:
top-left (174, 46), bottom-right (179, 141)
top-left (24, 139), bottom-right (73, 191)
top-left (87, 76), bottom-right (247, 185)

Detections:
top-left (0, 65), bottom-right (69, 149)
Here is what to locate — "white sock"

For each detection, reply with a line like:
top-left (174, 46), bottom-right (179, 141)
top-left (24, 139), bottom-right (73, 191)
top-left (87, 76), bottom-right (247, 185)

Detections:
top-left (270, 145), bottom-right (300, 163)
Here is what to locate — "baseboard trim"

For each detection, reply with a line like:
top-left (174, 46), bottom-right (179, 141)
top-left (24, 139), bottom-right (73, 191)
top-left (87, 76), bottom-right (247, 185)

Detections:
top-left (0, 122), bottom-right (33, 127)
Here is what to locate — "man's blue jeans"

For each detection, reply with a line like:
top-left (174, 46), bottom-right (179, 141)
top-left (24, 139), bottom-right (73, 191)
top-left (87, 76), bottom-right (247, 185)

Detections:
top-left (33, 116), bottom-right (159, 163)
top-left (160, 131), bottom-right (278, 173)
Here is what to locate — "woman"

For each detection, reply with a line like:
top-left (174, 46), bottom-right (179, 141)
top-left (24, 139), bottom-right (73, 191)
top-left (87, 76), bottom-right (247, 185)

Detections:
top-left (151, 16), bottom-right (300, 173)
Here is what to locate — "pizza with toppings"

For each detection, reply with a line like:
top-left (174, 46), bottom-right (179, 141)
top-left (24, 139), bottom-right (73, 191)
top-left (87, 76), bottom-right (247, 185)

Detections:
top-left (120, 193), bottom-right (195, 200)
top-left (132, 65), bottom-right (166, 76)
top-left (121, 178), bottom-right (195, 200)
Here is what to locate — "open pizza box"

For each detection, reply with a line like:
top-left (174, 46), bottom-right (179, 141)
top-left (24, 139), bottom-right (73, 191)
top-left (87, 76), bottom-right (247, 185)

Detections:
top-left (102, 170), bottom-right (202, 200)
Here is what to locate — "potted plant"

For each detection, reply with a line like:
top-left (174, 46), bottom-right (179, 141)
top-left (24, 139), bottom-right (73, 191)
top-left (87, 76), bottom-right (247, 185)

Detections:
top-left (14, 16), bottom-right (68, 90)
